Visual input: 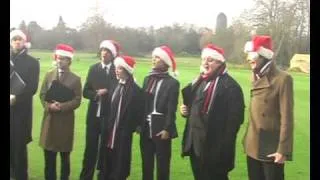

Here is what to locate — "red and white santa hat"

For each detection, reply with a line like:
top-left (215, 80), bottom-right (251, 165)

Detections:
top-left (152, 45), bottom-right (178, 75)
top-left (99, 40), bottom-right (120, 58)
top-left (114, 55), bottom-right (136, 74)
top-left (10, 29), bottom-right (32, 49)
top-left (201, 43), bottom-right (226, 62)
top-left (54, 44), bottom-right (74, 59)
top-left (247, 35), bottom-right (274, 60)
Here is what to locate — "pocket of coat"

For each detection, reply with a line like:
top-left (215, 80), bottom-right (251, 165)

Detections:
top-left (257, 129), bottom-right (279, 161)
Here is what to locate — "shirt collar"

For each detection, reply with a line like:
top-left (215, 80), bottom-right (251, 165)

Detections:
top-left (101, 62), bottom-right (112, 69)
top-left (119, 79), bottom-right (126, 84)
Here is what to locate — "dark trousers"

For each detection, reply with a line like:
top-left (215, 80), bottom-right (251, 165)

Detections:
top-left (140, 135), bottom-right (172, 180)
top-left (189, 147), bottom-right (229, 180)
top-left (247, 156), bottom-right (284, 180)
top-left (99, 148), bottom-right (127, 180)
top-left (10, 142), bottom-right (28, 180)
top-left (44, 149), bottom-right (71, 180)
top-left (80, 118), bottom-right (102, 180)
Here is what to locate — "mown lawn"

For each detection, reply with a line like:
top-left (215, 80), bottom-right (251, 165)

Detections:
top-left (25, 51), bottom-right (310, 180)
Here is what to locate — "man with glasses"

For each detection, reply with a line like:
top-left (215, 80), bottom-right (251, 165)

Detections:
top-left (180, 44), bottom-right (245, 180)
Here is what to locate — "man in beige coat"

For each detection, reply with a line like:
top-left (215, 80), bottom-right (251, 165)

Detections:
top-left (39, 44), bottom-right (82, 180)
top-left (243, 35), bottom-right (294, 180)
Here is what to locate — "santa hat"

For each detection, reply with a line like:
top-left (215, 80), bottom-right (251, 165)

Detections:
top-left (114, 55), bottom-right (136, 74)
top-left (247, 35), bottom-right (274, 60)
top-left (54, 44), bottom-right (74, 59)
top-left (152, 45), bottom-right (178, 75)
top-left (201, 44), bottom-right (225, 62)
top-left (244, 41), bottom-right (253, 53)
top-left (10, 29), bottom-right (32, 49)
top-left (99, 40), bottom-right (120, 58)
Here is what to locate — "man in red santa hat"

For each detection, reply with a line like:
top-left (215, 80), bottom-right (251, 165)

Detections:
top-left (139, 45), bottom-right (180, 180)
top-left (10, 29), bottom-right (40, 180)
top-left (39, 43), bottom-right (82, 180)
top-left (180, 43), bottom-right (245, 180)
top-left (242, 35), bottom-right (294, 180)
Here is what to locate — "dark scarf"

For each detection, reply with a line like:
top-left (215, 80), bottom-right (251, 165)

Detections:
top-left (146, 67), bottom-right (170, 94)
top-left (107, 76), bottom-right (134, 149)
top-left (252, 59), bottom-right (272, 81)
top-left (192, 64), bottom-right (227, 114)
top-left (11, 48), bottom-right (27, 62)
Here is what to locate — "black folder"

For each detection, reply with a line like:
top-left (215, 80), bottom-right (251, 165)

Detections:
top-left (151, 114), bottom-right (166, 137)
top-left (45, 80), bottom-right (75, 103)
top-left (10, 71), bottom-right (26, 95)
top-left (181, 84), bottom-right (192, 107)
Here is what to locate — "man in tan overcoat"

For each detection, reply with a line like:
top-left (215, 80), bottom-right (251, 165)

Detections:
top-left (243, 35), bottom-right (294, 180)
top-left (39, 44), bottom-right (82, 180)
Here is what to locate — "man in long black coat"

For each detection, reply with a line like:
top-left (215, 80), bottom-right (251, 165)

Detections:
top-left (10, 29), bottom-right (40, 180)
top-left (100, 55), bottom-right (145, 180)
top-left (180, 44), bottom-right (245, 180)
top-left (80, 40), bottom-right (119, 180)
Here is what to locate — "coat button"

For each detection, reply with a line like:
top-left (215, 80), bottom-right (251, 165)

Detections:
top-left (262, 113), bottom-right (265, 117)
top-left (264, 99), bottom-right (268, 103)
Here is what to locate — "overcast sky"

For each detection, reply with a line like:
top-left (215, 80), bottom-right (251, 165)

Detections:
top-left (10, 0), bottom-right (255, 30)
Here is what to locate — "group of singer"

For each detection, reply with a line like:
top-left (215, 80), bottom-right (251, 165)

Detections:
top-left (10, 29), bottom-right (294, 180)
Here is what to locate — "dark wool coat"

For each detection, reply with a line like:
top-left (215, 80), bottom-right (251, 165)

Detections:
top-left (182, 73), bottom-right (245, 173)
top-left (10, 49), bottom-right (40, 146)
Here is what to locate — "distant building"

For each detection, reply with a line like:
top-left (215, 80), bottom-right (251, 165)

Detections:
top-left (216, 13), bottom-right (227, 33)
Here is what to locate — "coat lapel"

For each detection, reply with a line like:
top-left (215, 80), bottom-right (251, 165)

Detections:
top-left (251, 75), bottom-right (271, 90)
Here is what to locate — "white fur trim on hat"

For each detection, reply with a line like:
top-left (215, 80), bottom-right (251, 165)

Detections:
top-left (256, 46), bottom-right (274, 60)
top-left (10, 30), bottom-right (26, 42)
top-left (55, 50), bottom-right (74, 59)
top-left (25, 42), bottom-right (31, 49)
top-left (201, 48), bottom-right (225, 62)
top-left (114, 57), bottom-right (134, 74)
top-left (152, 47), bottom-right (172, 67)
top-left (247, 52), bottom-right (259, 61)
top-left (244, 41), bottom-right (253, 53)
top-left (100, 40), bottom-right (117, 57)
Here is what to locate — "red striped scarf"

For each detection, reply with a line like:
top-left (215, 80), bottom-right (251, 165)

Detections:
top-left (192, 65), bottom-right (227, 114)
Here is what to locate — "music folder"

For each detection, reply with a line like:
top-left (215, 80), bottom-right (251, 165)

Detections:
top-left (151, 112), bottom-right (165, 137)
top-left (181, 84), bottom-right (192, 107)
top-left (45, 80), bottom-right (75, 103)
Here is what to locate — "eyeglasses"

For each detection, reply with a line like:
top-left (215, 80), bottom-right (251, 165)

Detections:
top-left (11, 36), bottom-right (23, 41)
top-left (202, 57), bottom-right (223, 64)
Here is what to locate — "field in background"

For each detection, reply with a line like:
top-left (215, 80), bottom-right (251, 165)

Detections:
top-left (26, 51), bottom-right (310, 180)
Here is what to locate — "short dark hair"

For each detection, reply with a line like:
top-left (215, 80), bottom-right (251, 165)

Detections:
top-left (97, 48), bottom-right (114, 59)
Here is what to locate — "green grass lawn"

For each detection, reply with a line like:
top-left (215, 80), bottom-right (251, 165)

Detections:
top-left (26, 51), bottom-right (310, 180)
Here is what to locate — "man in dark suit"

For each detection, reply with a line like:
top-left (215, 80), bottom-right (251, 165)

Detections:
top-left (10, 29), bottom-right (40, 180)
top-left (180, 44), bottom-right (245, 180)
top-left (139, 46), bottom-right (180, 180)
top-left (242, 35), bottom-right (294, 180)
top-left (79, 40), bottom-right (120, 180)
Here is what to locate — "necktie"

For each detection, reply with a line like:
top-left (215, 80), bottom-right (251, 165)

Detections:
top-left (104, 66), bottom-right (109, 75)
top-left (58, 71), bottom-right (64, 81)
